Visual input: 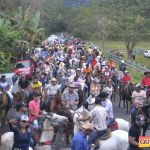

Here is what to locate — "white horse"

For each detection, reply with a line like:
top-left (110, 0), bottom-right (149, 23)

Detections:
top-left (73, 106), bottom-right (129, 135)
top-left (1, 113), bottom-right (68, 150)
top-left (72, 107), bottom-right (129, 150)
top-left (92, 130), bottom-right (128, 150)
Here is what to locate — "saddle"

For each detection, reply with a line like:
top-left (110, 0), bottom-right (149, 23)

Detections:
top-left (93, 129), bottom-right (112, 149)
top-left (108, 119), bottom-right (118, 131)
top-left (99, 129), bottom-right (112, 140)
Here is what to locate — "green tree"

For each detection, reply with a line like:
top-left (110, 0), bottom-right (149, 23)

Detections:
top-left (0, 18), bottom-right (19, 51)
top-left (100, 0), bottom-right (150, 59)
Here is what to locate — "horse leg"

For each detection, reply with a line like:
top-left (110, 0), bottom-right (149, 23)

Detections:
top-left (118, 96), bottom-right (121, 108)
top-left (123, 99), bottom-right (126, 109)
top-left (126, 99), bottom-right (128, 114)
top-left (65, 130), bottom-right (70, 145)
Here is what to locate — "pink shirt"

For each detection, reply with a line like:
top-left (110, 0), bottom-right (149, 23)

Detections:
top-left (28, 99), bottom-right (40, 123)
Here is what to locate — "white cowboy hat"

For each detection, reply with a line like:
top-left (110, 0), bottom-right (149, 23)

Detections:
top-left (121, 60), bottom-right (125, 63)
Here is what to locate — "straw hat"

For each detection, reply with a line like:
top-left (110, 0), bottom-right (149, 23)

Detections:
top-left (82, 122), bottom-right (94, 130)
top-left (51, 78), bottom-right (57, 82)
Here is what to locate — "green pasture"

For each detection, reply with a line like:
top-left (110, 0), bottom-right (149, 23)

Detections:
top-left (94, 40), bottom-right (150, 50)
top-left (93, 40), bottom-right (150, 83)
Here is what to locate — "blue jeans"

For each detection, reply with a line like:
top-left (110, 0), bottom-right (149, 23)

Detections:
top-left (88, 129), bottom-right (107, 145)
top-left (106, 118), bottom-right (115, 127)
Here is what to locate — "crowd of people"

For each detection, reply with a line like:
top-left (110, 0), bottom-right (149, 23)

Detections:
top-left (0, 34), bottom-right (150, 150)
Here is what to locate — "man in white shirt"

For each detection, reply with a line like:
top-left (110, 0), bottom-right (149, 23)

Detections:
top-left (44, 78), bottom-right (60, 111)
top-left (132, 84), bottom-right (146, 106)
top-left (77, 96), bottom-right (108, 148)
top-left (62, 84), bottom-right (79, 110)
top-left (100, 92), bottom-right (114, 126)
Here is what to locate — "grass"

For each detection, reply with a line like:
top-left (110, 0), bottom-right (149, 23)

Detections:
top-left (94, 40), bottom-right (150, 50)
top-left (92, 40), bottom-right (150, 83)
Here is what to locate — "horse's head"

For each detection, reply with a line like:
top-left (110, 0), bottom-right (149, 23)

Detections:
top-left (44, 112), bottom-right (68, 127)
top-left (54, 90), bottom-right (62, 101)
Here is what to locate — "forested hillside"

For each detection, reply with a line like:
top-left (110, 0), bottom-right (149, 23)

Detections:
top-left (0, 0), bottom-right (150, 64)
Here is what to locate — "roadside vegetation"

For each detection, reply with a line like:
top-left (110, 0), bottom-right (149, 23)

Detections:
top-left (0, 0), bottom-right (150, 75)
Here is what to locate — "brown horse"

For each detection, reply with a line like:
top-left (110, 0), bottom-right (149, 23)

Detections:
top-left (0, 91), bottom-right (10, 144)
top-left (119, 83), bottom-right (134, 113)
top-left (50, 90), bottom-right (74, 145)
top-left (13, 91), bottom-right (23, 104)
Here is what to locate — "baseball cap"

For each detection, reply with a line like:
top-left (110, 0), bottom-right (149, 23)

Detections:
top-left (124, 70), bottom-right (129, 73)
top-left (21, 115), bottom-right (29, 122)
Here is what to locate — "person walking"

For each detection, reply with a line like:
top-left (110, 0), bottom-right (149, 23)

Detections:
top-left (71, 122), bottom-right (94, 150)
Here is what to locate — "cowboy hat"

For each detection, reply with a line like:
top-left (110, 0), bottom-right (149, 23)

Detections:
top-left (68, 83), bottom-right (76, 88)
top-left (82, 122), bottom-right (94, 130)
top-left (98, 92), bottom-right (109, 98)
top-left (51, 78), bottom-right (57, 82)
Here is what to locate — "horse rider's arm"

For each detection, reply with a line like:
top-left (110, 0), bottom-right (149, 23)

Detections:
top-left (129, 136), bottom-right (139, 147)
top-left (44, 86), bottom-right (49, 97)
top-left (77, 115), bottom-right (91, 122)
top-left (29, 108), bottom-right (39, 118)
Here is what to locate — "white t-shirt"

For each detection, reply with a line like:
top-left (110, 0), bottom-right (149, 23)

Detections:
top-left (46, 84), bottom-right (60, 96)
top-left (103, 98), bottom-right (114, 118)
top-left (103, 86), bottom-right (113, 99)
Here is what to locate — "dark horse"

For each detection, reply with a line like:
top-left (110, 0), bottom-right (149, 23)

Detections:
top-left (0, 91), bottom-right (11, 143)
top-left (119, 83), bottom-right (134, 113)
top-left (50, 90), bottom-right (74, 145)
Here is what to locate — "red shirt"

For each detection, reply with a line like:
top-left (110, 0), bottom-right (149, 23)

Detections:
top-left (92, 59), bottom-right (97, 67)
top-left (121, 75), bottom-right (131, 83)
top-left (28, 99), bottom-right (40, 123)
top-left (141, 77), bottom-right (150, 87)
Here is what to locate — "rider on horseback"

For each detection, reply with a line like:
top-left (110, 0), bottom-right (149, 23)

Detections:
top-left (141, 71), bottom-right (150, 92)
top-left (44, 78), bottom-right (60, 111)
top-left (0, 75), bottom-right (13, 105)
top-left (77, 96), bottom-right (108, 149)
top-left (18, 75), bottom-right (30, 98)
top-left (62, 83), bottom-right (79, 111)
top-left (121, 70), bottom-right (131, 85)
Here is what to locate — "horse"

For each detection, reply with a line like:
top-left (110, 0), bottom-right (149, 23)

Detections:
top-left (50, 90), bottom-right (74, 145)
top-left (1, 113), bottom-right (68, 150)
top-left (119, 83), bottom-right (134, 113)
top-left (91, 130), bottom-right (128, 150)
top-left (111, 73), bottom-right (119, 100)
top-left (72, 107), bottom-right (129, 150)
top-left (85, 72), bottom-right (92, 96)
top-left (73, 106), bottom-right (130, 135)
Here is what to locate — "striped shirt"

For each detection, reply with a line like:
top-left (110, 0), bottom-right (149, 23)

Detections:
top-left (89, 105), bottom-right (107, 131)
